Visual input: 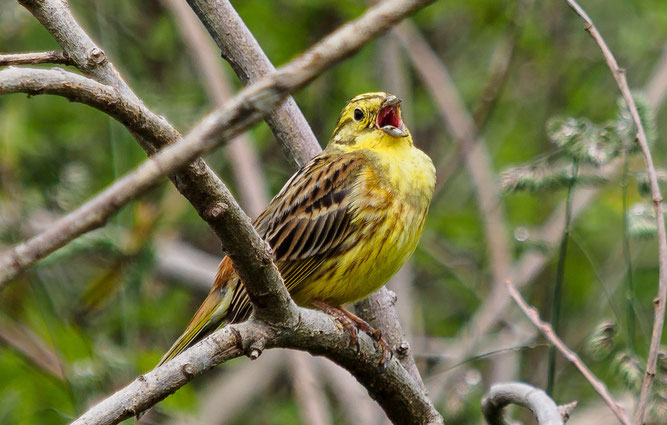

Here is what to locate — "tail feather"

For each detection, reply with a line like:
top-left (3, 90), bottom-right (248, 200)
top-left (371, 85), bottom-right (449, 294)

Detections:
top-left (157, 258), bottom-right (236, 367)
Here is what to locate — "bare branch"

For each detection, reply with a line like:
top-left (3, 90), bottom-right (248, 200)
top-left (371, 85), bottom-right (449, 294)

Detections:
top-left (356, 288), bottom-right (425, 392)
top-left (161, 0), bottom-right (268, 218)
top-left (0, 50), bottom-right (70, 66)
top-left (482, 382), bottom-right (569, 425)
top-left (506, 280), bottom-right (630, 425)
top-left (186, 0), bottom-right (321, 167)
top-left (3, 1), bottom-right (443, 422)
top-left (562, 2), bottom-right (667, 423)
top-left (72, 305), bottom-right (442, 425)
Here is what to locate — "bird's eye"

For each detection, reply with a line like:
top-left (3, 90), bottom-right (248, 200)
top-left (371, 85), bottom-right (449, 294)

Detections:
top-left (353, 108), bottom-right (364, 121)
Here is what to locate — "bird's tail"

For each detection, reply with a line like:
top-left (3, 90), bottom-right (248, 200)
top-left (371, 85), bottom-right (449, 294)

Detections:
top-left (156, 257), bottom-right (236, 367)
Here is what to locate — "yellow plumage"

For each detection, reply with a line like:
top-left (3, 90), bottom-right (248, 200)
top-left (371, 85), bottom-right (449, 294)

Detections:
top-left (158, 92), bottom-right (435, 366)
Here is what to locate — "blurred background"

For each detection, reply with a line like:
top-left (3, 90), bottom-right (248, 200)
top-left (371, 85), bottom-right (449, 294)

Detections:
top-left (1, 0), bottom-right (666, 424)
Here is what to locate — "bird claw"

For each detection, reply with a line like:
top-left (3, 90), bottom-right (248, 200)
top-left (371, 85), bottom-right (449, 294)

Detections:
top-left (312, 300), bottom-right (393, 369)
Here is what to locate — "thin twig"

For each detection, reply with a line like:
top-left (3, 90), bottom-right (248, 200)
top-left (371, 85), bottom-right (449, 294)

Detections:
top-left (506, 280), bottom-right (631, 425)
top-left (482, 381), bottom-right (567, 425)
top-left (0, 50), bottom-right (70, 66)
top-left (563, 2), bottom-right (667, 423)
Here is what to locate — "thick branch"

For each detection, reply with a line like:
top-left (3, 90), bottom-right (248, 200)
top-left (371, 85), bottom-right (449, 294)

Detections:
top-left (0, 50), bottom-right (71, 66)
top-left (72, 306), bottom-right (441, 425)
top-left (186, 0), bottom-right (321, 167)
top-left (507, 280), bottom-right (630, 425)
top-left (563, 2), bottom-right (667, 423)
top-left (482, 382), bottom-right (568, 425)
top-left (161, 0), bottom-right (268, 218)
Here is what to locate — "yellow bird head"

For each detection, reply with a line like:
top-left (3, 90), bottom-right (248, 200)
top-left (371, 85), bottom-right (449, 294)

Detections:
top-left (328, 92), bottom-right (411, 150)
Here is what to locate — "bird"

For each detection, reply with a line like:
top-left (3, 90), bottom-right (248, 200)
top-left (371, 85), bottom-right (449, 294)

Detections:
top-left (157, 92), bottom-right (435, 367)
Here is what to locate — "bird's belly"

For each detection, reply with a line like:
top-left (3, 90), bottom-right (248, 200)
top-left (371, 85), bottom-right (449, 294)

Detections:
top-left (291, 200), bottom-right (427, 307)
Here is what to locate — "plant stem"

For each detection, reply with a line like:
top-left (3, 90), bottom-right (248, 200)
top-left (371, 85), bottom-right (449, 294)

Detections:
top-left (547, 158), bottom-right (579, 395)
top-left (621, 150), bottom-right (637, 354)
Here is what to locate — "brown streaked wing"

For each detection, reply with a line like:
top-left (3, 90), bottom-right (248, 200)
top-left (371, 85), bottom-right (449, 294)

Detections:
top-left (225, 152), bottom-right (365, 321)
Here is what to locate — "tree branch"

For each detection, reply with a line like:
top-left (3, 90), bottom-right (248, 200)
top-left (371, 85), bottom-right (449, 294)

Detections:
top-left (482, 382), bottom-right (571, 425)
top-left (562, 2), bottom-right (667, 423)
top-left (506, 280), bottom-right (630, 425)
top-left (186, 0), bottom-right (322, 167)
top-left (0, 50), bottom-right (71, 66)
top-left (72, 304), bottom-right (441, 425)
top-left (161, 0), bottom-right (268, 218)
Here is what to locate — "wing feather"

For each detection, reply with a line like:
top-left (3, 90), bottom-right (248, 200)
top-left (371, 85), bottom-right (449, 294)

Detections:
top-left (223, 152), bottom-right (365, 322)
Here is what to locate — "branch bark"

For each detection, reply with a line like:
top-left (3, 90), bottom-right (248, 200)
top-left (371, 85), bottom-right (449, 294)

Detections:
top-left (482, 382), bottom-right (570, 425)
top-left (0, 50), bottom-right (70, 66)
top-left (506, 280), bottom-right (630, 425)
top-left (72, 302), bottom-right (441, 425)
top-left (186, 0), bottom-right (322, 167)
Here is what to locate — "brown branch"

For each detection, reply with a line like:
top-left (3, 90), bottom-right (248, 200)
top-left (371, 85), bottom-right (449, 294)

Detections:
top-left (161, 0), bottom-right (268, 218)
top-left (72, 303), bottom-right (441, 425)
top-left (506, 280), bottom-right (630, 425)
top-left (563, 2), bottom-right (667, 423)
top-left (186, 0), bottom-right (321, 167)
top-left (482, 382), bottom-right (570, 425)
top-left (0, 50), bottom-right (71, 66)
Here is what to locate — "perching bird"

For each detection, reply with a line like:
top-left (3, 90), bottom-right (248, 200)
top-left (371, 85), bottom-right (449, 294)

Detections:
top-left (158, 92), bottom-right (435, 366)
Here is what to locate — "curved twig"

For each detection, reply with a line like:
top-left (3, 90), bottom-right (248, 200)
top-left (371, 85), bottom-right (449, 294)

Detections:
top-left (506, 280), bottom-right (630, 425)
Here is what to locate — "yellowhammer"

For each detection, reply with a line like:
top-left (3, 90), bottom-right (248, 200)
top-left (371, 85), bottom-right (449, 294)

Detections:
top-left (158, 92), bottom-right (435, 366)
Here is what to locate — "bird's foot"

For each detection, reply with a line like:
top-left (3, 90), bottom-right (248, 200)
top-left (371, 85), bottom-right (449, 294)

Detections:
top-left (312, 300), bottom-right (392, 369)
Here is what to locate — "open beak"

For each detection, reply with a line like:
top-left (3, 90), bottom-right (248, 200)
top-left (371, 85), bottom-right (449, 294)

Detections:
top-left (377, 95), bottom-right (408, 138)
